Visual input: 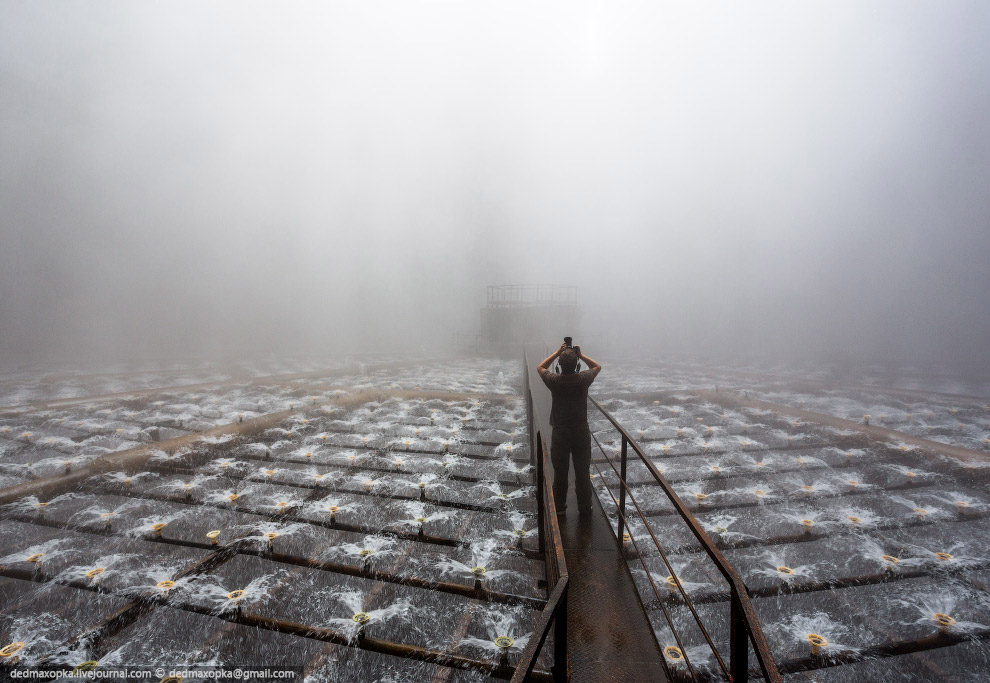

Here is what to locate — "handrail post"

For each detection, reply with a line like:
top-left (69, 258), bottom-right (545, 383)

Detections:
top-left (730, 587), bottom-right (748, 682)
top-left (617, 434), bottom-right (628, 545)
top-left (536, 432), bottom-right (546, 558)
top-left (553, 585), bottom-right (568, 683)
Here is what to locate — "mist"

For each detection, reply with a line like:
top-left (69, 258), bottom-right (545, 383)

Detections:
top-left (2, 1), bottom-right (988, 371)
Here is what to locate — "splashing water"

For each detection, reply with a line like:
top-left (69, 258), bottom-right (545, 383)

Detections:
top-left (435, 539), bottom-right (517, 583)
top-left (458, 605), bottom-right (532, 658)
top-left (324, 589), bottom-right (413, 643)
top-left (895, 587), bottom-right (990, 634)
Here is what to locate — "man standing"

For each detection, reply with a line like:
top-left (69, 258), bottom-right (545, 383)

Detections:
top-left (536, 342), bottom-right (602, 516)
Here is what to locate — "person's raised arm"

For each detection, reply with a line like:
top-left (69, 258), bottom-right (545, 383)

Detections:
top-left (537, 342), bottom-right (567, 374)
top-left (574, 345), bottom-right (602, 377)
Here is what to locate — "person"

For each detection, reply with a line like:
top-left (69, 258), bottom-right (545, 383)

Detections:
top-left (536, 341), bottom-right (602, 516)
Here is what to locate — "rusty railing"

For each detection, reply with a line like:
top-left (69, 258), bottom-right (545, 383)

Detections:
top-left (588, 396), bottom-right (780, 682)
top-left (511, 350), bottom-right (569, 683)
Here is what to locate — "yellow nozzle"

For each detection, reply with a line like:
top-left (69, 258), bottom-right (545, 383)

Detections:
top-left (359, 548), bottom-right (375, 558)
top-left (27, 553), bottom-right (43, 563)
top-left (847, 516), bottom-right (861, 525)
top-left (0, 642), bottom-right (25, 657)
top-left (352, 612), bottom-right (371, 624)
top-left (227, 494), bottom-right (240, 502)
top-left (156, 580), bottom-right (176, 590)
top-left (776, 566), bottom-right (794, 575)
top-left (933, 613), bottom-right (955, 630)
top-left (664, 646), bottom-right (684, 661)
top-left (494, 635), bottom-right (514, 649)
top-left (935, 552), bottom-right (953, 561)
top-left (881, 555), bottom-right (899, 565)
top-left (470, 566), bottom-right (486, 576)
top-left (227, 590), bottom-right (246, 601)
top-left (807, 633), bottom-right (828, 655)
top-left (86, 567), bottom-right (106, 578)
top-left (207, 530), bottom-right (221, 544)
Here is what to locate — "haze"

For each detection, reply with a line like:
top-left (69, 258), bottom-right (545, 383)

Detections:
top-left (2, 1), bottom-right (988, 372)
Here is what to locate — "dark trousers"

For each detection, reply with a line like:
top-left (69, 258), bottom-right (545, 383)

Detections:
top-left (550, 424), bottom-right (593, 512)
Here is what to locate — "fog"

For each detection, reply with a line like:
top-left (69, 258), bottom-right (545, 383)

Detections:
top-left (2, 1), bottom-right (988, 371)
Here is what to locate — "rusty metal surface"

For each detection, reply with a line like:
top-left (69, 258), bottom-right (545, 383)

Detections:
top-left (557, 481), bottom-right (669, 683)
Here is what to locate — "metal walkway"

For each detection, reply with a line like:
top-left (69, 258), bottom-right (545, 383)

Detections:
top-left (556, 483), bottom-right (669, 682)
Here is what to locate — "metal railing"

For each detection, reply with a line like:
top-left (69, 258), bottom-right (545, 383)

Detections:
top-left (588, 396), bottom-right (781, 682)
top-left (510, 351), bottom-right (569, 683)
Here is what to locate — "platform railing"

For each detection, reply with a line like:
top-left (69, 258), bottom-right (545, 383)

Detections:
top-left (511, 350), bottom-right (568, 683)
top-left (588, 396), bottom-right (781, 683)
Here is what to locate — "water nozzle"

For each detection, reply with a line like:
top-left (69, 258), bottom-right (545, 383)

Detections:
top-left (807, 633), bottom-right (828, 655)
top-left (933, 613), bottom-right (956, 632)
top-left (0, 642), bottom-right (25, 659)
